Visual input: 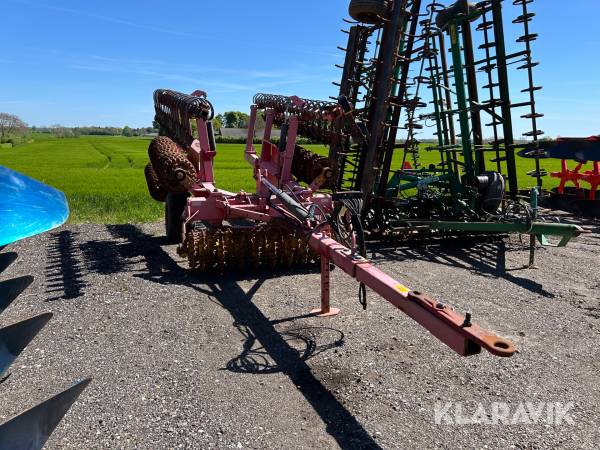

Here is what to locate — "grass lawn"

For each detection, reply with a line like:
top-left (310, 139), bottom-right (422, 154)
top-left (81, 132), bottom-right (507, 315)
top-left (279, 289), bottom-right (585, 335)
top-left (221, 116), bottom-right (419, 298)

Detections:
top-left (0, 135), bottom-right (328, 223)
top-left (0, 134), bottom-right (578, 224)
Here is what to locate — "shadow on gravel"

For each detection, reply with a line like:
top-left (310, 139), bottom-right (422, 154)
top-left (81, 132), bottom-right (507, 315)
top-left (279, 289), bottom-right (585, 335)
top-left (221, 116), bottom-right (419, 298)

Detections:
top-left (0, 276), bottom-right (34, 315)
top-left (370, 237), bottom-right (555, 298)
top-left (45, 231), bottom-right (86, 302)
top-left (83, 224), bottom-right (382, 450)
top-left (225, 322), bottom-right (345, 374)
top-left (198, 279), bottom-right (380, 449)
top-left (0, 251), bottom-right (18, 274)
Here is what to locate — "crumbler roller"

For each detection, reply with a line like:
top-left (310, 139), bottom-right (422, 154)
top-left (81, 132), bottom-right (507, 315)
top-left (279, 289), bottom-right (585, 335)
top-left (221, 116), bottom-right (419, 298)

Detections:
top-left (147, 136), bottom-right (196, 194)
top-left (182, 222), bottom-right (316, 272)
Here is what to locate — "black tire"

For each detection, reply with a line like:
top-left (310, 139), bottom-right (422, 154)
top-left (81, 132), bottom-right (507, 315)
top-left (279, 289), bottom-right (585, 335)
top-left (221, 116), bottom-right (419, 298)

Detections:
top-left (349, 0), bottom-right (388, 24)
top-left (165, 193), bottom-right (188, 244)
top-left (478, 171), bottom-right (506, 215)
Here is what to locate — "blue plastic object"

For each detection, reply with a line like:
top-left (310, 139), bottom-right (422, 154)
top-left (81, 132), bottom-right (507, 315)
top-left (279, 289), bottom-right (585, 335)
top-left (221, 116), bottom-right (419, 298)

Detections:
top-left (0, 166), bottom-right (69, 247)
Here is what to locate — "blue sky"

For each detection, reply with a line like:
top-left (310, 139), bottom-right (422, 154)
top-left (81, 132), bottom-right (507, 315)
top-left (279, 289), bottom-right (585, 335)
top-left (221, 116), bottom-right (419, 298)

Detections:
top-left (1, 0), bottom-right (599, 137)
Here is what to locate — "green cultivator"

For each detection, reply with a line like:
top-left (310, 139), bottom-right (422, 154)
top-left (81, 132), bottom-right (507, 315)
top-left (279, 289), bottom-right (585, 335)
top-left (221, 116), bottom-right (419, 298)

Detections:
top-left (325, 0), bottom-right (583, 261)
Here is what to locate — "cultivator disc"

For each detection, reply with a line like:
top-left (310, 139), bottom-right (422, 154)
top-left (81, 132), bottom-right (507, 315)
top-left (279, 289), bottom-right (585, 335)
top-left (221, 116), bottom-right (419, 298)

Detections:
top-left (147, 136), bottom-right (196, 194)
top-left (182, 222), bottom-right (318, 273)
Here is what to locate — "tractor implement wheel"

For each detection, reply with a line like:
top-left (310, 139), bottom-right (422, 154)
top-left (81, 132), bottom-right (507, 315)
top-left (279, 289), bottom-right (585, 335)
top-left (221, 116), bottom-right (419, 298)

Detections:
top-left (144, 163), bottom-right (167, 202)
top-left (165, 192), bottom-right (188, 244)
top-left (349, 0), bottom-right (388, 24)
top-left (476, 171), bottom-right (506, 215)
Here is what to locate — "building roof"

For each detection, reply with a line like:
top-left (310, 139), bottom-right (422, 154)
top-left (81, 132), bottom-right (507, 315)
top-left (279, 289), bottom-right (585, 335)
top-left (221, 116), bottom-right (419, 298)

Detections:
top-left (220, 128), bottom-right (281, 139)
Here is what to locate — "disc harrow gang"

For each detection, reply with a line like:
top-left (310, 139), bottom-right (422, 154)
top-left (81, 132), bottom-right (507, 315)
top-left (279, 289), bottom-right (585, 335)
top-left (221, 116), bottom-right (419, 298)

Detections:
top-left (183, 223), bottom-right (317, 273)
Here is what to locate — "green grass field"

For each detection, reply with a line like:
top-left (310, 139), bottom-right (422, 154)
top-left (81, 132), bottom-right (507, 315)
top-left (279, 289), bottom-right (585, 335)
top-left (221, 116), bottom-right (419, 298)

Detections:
top-left (0, 134), bottom-right (575, 224)
top-left (0, 135), bottom-right (329, 223)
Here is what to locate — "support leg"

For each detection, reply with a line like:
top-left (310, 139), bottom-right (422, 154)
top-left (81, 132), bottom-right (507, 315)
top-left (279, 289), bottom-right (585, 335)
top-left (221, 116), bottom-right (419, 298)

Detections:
top-left (528, 234), bottom-right (536, 268)
top-left (310, 255), bottom-right (340, 317)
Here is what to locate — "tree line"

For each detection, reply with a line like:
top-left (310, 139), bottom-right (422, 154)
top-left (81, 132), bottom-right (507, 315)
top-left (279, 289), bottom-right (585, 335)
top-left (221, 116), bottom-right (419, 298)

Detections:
top-left (0, 109), bottom-right (267, 145)
top-left (32, 125), bottom-right (158, 137)
top-left (215, 111), bottom-right (266, 129)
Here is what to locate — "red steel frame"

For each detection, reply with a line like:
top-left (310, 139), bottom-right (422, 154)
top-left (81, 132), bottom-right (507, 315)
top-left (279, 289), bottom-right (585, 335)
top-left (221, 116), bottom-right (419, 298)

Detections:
top-left (179, 92), bottom-right (516, 358)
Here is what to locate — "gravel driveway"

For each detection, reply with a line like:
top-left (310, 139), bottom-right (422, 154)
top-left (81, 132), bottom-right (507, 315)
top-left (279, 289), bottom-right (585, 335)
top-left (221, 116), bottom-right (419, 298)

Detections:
top-left (0, 219), bottom-right (598, 449)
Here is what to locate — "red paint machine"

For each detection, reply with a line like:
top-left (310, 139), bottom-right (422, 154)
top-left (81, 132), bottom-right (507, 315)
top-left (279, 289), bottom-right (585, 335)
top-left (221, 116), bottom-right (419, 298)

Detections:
top-left (145, 89), bottom-right (515, 358)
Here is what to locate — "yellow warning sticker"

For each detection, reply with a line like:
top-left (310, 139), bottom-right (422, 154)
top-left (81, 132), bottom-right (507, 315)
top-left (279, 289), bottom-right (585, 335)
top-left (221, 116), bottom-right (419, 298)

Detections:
top-left (395, 284), bottom-right (411, 294)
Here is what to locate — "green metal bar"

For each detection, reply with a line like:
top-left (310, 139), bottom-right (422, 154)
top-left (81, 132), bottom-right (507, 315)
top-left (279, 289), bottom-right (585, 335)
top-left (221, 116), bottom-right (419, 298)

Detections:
top-left (461, 20), bottom-right (484, 175)
top-left (429, 61), bottom-right (446, 150)
top-left (412, 220), bottom-right (583, 241)
top-left (393, 174), bottom-right (452, 193)
top-left (528, 187), bottom-right (539, 265)
top-left (386, 170), bottom-right (451, 196)
top-left (491, 0), bottom-right (518, 198)
top-left (428, 40), bottom-right (462, 197)
top-left (448, 23), bottom-right (475, 185)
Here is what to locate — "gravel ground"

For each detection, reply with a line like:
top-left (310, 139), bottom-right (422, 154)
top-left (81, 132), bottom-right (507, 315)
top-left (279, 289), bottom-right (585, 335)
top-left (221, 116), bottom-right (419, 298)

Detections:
top-left (0, 218), bottom-right (599, 449)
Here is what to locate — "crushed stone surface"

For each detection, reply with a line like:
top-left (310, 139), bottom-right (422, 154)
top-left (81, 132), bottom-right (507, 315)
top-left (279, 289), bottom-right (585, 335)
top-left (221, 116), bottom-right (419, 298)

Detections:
top-left (0, 218), bottom-right (598, 449)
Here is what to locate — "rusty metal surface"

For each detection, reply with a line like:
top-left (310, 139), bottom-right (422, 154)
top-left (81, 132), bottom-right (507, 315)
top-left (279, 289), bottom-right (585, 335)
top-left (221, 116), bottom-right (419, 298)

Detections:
top-left (153, 89), bottom-right (214, 146)
top-left (143, 163), bottom-right (167, 202)
top-left (183, 223), bottom-right (317, 273)
top-left (253, 93), bottom-right (340, 123)
top-left (147, 137), bottom-right (196, 194)
top-left (405, 291), bottom-right (515, 357)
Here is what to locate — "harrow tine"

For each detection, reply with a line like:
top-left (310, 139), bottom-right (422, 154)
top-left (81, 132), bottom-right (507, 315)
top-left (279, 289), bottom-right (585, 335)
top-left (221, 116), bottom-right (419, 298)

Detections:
top-left (0, 313), bottom-right (53, 380)
top-left (0, 378), bottom-right (91, 450)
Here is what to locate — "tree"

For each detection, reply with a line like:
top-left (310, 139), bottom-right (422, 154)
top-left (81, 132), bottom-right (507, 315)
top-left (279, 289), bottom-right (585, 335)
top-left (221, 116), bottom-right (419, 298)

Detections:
top-left (237, 112), bottom-right (250, 128)
top-left (255, 113), bottom-right (266, 130)
top-left (213, 114), bottom-right (223, 132)
top-left (223, 111), bottom-right (251, 128)
top-left (224, 111), bottom-right (239, 128)
top-left (50, 124), bottom-right (71, 138)
top-left (0, 113), bottom-right (27, 139)
top-left (122, 126), bottom-right (133, 137)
